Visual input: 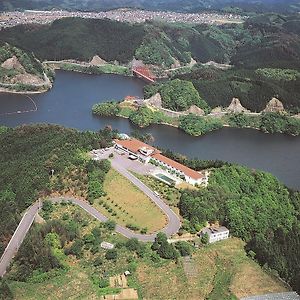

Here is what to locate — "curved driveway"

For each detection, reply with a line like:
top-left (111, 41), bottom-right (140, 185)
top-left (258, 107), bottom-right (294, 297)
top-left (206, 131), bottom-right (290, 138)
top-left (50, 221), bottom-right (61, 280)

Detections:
top-left (0, 160), bottom-right (181, 277)
top-left (49, 159), bottom-right (181, 242)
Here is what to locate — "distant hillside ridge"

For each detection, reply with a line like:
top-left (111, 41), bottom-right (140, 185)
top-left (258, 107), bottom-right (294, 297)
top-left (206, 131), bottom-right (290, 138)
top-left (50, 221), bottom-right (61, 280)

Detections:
top-left (1, 0), bottom-right (299, 14)
top-left (0, 14), bottom-right (299, 70)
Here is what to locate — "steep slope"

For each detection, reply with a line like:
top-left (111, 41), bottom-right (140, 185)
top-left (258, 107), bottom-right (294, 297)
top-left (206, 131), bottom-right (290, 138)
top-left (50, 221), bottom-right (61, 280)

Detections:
top-left (135, 23), bottom-right (227, 68)
top-left (0, 43), bottom-right (53, 92)
top-left (177, 67), bottom-right (300, 111)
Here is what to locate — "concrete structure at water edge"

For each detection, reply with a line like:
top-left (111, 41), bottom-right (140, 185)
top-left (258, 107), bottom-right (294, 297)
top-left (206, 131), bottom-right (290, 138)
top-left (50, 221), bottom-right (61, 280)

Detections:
top-left (113, 137), bottom-right (208, 186)
top-left (198, 226), bottom-right (229, 244)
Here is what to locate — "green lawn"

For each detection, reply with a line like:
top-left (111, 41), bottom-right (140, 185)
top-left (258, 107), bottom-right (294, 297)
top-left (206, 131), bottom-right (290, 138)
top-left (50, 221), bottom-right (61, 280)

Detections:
top-left (93, 169), bottom-right (167, 234)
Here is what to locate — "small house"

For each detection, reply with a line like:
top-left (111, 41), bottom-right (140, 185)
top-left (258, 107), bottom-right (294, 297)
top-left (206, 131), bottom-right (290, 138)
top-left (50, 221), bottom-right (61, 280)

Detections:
top-left (100, 241), bottom-right (114, 250)
top-left (199, 226), bottom-right (229, 244)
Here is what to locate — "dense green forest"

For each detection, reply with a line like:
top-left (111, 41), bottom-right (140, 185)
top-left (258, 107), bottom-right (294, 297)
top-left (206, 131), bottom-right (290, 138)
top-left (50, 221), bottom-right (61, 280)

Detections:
top-left (2, 14), bottom-right (299, 69)
top-left (144, 79), bottom-right (210, 112)
top-left (179, 164), bottom-right (300, 293)
top-left (0, 18), bottom-right (145, 63)
top-left (177, 66), bottom-right (300, 112)
top-left (0, 124), bottom-right (115, 256)
top-left (135, 22), bottom-right (227, 68)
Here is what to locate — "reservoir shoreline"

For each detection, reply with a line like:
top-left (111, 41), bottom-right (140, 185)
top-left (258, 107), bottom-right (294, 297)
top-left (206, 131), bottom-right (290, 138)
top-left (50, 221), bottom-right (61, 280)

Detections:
top-left (0, 70), bottom-right (299, 190)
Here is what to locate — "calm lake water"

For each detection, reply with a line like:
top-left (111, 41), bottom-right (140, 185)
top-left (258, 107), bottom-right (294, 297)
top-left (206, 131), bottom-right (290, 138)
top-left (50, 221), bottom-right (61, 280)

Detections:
top-left (0, 70), bottom-right (299, 190)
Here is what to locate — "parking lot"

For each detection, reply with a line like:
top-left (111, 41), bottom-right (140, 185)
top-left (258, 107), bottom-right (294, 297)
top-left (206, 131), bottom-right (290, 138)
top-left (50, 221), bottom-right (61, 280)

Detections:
top-left (90, 147), bottom-right (156, 176)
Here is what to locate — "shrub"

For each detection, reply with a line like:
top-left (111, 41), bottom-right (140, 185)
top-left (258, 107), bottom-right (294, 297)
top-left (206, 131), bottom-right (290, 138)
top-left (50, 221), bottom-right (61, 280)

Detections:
top-left (104, 220), bottom-right (116, 231)
top-left (175, 241), bottom-right (192, 256)
top-left (99, 278), bottom-right (109, 288)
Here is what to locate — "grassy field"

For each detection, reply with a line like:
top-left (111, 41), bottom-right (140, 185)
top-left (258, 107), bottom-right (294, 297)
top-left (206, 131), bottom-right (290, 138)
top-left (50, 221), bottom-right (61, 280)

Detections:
top-left (10, 264), bottom-right (100, 300)
top-left (93, 169), bottom-right (167, 234)
top-left (136, 238), bottom-right (288, 300)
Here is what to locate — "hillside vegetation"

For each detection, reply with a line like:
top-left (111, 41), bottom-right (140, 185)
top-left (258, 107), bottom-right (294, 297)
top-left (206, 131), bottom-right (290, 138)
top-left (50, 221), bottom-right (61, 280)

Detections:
top-left (0, 124), bottom-right (114, 257)
top-left (179, 164), bottom-right (300, 293)
top-left (144, 79), bottom-right (209, 112)
top-left (1, 14), bottom-right (299, 109)
top-left (0, 18), bottom-right (145, 63)
top-left (0, 15), bottom-right (299, 70)
top-left (0, 43), bottom-right (53, 92)
top-left (177, 66), bottom-right (300, 112)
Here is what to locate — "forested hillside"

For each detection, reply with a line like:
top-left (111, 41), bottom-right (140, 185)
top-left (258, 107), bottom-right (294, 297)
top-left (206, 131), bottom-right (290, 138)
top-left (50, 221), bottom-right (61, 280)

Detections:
top-left (0, 124), bottom-right (114, 257)
top-left (0, 14), bottom-right (299, 110)
top-left (179, 164), bottom-right (300, 293)
top-left (144, 79), bottom-right (210, 111)
top-left (1, 14), bottom-right (299, 69)
top-left (135, 23), bottom-right (227, 68)
top-left (177, 67), bottom-right (300, 112)
top-left (0, 18), bottom-right (145, 63)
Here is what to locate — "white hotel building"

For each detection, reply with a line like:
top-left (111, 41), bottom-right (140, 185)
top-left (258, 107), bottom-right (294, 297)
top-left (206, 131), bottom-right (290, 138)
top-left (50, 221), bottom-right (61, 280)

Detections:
top-left (114, 138), bottom-right (208, 186)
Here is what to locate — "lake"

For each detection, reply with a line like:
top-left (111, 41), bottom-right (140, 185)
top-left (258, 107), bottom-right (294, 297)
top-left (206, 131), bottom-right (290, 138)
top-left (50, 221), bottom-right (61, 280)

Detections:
top-left (0, 70), bottom-right (299, 189)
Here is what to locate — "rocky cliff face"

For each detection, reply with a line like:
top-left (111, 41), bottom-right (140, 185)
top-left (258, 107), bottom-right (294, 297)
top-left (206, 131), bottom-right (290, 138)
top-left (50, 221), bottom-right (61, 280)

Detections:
top-left (144, 93), bottom-right (162, 108)
top-left (0, 44), bottom-right (52, 92)
top-left (90, 55), bottom-right (107, 66)
top-left (263, 97), bottom-right (285, 113)
top-left (227, 98), bottom-right (250, 113)
top-left (1, 55), bottom-right (25, 72)
top-left (185, 105), bottom-right (205, 116)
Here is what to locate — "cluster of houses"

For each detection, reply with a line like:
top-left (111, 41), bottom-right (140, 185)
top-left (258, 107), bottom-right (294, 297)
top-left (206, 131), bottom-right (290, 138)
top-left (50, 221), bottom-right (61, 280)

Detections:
top-left (113, 136), bottom-right (208, 186)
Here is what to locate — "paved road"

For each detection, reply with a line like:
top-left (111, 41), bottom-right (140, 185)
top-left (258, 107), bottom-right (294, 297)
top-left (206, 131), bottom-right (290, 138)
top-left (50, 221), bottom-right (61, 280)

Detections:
top-left (49, 158), bottom-right (181, 242)
top-left (49, 192), bottom-right (179, 242)
top-left (0, 201), bottom-right (40, 277)
top-left (0, 158), bottom-right (181, 277)
top-left (53, 158), bottom-right (181, 241)
top-left (111, 159), bottom-right (181, 240)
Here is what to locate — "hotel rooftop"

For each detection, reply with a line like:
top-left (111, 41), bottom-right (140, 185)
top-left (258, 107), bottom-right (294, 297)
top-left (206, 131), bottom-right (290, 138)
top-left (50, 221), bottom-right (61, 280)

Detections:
top-left (114, 138), bottom-right (206, 184)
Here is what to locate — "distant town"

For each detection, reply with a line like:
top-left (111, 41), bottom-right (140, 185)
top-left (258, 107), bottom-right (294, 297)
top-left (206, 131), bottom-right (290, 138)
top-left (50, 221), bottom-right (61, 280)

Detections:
top-left (0, 8), bottom-right (244, 29)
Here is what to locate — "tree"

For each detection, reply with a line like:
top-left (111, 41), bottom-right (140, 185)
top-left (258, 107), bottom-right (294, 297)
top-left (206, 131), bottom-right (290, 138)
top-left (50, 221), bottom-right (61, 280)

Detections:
top-left (99, 278), bottom-right (109, 288)
top-left (155, 232), bottom-right (168, 244)
top-left (201, 233), bottom-right (209, 245)
top-left (157, 241), bottom-right (179, 260)
top-left (105, 249), bottom-right (117, 260)
top-left (0, 279), bottom-right (13, 300)
top-left (104, 219), bottom-right (116, 231)
top-left (83, 233), bottom-right (96, 245)
top-left (66, 239), bottom-right (84, 258)
top-left (126, 238), bottom-right (140, 251)
top-left (93, 256), bottom-right (103, 267)
top-left (175, 241), bottom-right (192, 256)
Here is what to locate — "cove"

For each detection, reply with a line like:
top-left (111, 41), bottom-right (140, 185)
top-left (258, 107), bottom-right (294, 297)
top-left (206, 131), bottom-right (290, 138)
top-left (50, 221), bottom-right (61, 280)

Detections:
top-left (0, 70), bottom-right (299, 190)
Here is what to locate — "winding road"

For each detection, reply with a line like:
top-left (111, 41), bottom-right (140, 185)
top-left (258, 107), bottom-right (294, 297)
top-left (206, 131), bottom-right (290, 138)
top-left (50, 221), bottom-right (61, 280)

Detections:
top-left (0, 160), bottom-right (181, 277)
top-left (0, 201), bottom-right (41, 277)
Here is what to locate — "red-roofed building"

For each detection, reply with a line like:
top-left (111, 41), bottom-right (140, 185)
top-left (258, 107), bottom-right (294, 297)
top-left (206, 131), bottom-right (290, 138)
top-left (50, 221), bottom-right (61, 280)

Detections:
top-left (114, 138), bottom-right (208, 185)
